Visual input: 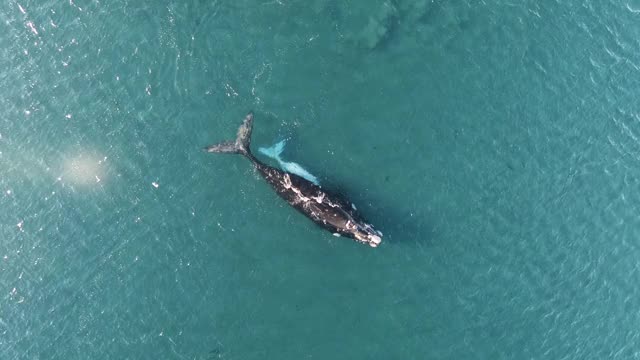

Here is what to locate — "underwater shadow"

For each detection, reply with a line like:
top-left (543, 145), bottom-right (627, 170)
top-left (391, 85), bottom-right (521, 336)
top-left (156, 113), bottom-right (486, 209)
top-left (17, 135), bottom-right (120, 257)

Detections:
top-left (320, 178), bottom-right (435, 248)
top-left (250, 111), bottom-right (433, 248)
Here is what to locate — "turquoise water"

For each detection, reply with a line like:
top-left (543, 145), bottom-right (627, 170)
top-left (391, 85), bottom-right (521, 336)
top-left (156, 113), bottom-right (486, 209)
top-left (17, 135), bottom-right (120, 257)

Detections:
top-left (2, 0), bottom-right (640, 358)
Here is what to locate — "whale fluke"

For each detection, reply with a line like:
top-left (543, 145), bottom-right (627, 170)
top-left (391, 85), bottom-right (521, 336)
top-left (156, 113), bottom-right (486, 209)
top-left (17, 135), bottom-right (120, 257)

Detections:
top-left (203, 140), bottom-right (239, 154)
top-left (204, 112), bottom-right (254, 156)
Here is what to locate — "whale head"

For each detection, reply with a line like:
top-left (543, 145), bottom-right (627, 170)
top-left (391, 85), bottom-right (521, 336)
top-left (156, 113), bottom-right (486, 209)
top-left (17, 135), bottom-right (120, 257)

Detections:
top-left (351, 222), bottom-right (383, 248)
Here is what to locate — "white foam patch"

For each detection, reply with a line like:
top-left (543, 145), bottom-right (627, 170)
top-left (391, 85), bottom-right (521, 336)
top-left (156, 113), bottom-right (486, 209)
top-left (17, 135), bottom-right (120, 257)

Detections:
top-left (62, 152), bottom-right (106, 185)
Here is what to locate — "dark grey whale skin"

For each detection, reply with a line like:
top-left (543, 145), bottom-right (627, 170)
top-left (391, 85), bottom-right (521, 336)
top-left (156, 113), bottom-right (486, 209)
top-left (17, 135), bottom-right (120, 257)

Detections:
top-left (204, 112), bottom-right (382, 248)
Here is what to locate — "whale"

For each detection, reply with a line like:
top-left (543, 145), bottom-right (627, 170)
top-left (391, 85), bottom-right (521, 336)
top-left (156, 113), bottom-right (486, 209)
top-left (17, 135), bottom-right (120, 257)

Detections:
top-left (204, 112), bottom-right (383, 248)
top-left (259, 139), bottom-right (320, 186)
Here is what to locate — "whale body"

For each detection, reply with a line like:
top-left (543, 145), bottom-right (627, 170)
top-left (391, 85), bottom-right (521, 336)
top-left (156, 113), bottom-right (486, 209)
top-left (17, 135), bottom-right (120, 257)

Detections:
top-left (204, 112), bottom-right (382, 248)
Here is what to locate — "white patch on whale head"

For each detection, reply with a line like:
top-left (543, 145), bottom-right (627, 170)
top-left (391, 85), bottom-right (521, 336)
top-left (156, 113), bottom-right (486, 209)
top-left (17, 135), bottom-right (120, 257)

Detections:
top-left (352, 225), bottom-right (383, 248)
top-left (368, 234), bottom-right (382, 247)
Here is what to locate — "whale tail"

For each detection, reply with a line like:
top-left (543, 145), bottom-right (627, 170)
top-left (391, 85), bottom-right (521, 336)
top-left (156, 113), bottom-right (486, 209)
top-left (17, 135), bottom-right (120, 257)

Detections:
top-left (204, 112), bottom-right (254, 156)
top-left (258, 139), bottom-right (286, 160)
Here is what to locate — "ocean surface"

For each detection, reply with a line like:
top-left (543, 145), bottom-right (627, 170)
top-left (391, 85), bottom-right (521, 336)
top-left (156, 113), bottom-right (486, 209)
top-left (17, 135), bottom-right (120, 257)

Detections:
top-left (2, 0), bottom-right (640, 359)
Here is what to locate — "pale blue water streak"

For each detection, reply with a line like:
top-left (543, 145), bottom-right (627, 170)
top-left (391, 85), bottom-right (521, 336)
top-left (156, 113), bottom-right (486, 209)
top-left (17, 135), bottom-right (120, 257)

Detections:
top-left (1, 1), bottom-right (640, 359)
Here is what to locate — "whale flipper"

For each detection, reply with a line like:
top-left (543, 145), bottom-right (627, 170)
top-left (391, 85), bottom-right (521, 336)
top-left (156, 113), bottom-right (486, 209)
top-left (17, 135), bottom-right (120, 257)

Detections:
top-left (204, 112), bottom-right (254, 156)
top-left (259, 140), bottom-right (320, 185)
